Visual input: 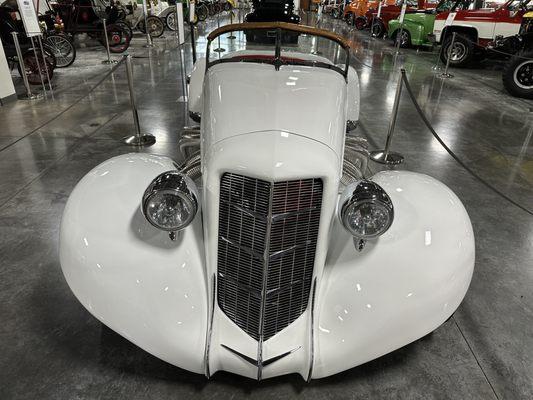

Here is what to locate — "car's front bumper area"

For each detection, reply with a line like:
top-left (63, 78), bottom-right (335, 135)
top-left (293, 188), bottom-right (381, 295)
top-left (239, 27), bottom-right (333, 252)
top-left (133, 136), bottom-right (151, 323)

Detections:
top-left (60, 153), bottom-right (475, 380)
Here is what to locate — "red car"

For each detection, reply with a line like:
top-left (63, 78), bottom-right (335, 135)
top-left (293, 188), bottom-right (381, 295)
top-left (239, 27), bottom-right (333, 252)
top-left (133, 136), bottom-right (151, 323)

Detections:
top-left (362, 0), bottom-right (437, 36)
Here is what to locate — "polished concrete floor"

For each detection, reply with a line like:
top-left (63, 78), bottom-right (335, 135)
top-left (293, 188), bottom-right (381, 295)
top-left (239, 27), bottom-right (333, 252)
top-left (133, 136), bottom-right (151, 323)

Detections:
top-left (0, 10), bottom-right (532, 400)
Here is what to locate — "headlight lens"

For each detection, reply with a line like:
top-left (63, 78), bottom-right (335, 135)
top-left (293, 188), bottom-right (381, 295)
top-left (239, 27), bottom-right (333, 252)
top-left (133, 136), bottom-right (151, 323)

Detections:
top-left (340, 180), bottom-right (394, 239)
top-left (142, 171), bottom-right (198, 231)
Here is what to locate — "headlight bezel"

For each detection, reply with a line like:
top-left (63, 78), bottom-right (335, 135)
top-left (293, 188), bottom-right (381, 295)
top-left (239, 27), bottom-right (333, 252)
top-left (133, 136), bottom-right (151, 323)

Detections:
top-left (339, 180), bottom-right (394, 239)
top-left (142, 171), bottom-right (198, 232)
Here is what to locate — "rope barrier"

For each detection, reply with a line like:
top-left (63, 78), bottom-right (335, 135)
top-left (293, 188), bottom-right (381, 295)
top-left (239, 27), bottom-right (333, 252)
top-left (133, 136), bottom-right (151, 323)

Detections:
top-left (0, 57), bottom-right (127, 154)
top-left (400, 70), bottom-right (533, 216)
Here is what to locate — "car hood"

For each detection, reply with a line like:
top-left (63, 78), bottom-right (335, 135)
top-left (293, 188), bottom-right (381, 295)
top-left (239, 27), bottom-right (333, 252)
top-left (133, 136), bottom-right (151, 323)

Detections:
top-left (201, 55), bottom-right (347, 158)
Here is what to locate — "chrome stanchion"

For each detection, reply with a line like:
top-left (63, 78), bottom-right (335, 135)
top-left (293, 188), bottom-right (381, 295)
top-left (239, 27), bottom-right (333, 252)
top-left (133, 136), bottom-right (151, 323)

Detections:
top-left (102, 18), bottom-right (118, 64)
top-left (37, 35), bottom-right (54, 96)
top-left (214, 11), bottom-right (225, 52)
top-left (142, 0), bottom-right (154, 48)
top-left (393, 0), bottom-right (406, 57)
top-left (11, 32), bottom-right (42, 100)
top-left (438, 32), bottom-right (455, 79)
top-left (123, 55), bottom-right (156, 146)
top-left (227, 9), bottom-right (236, 39)
top-left (29, 36), bottom-right (47, 97)
top-left (311, 5), bottom-right (322, 55)
top-left (370, 69), bottom-right (405, 165)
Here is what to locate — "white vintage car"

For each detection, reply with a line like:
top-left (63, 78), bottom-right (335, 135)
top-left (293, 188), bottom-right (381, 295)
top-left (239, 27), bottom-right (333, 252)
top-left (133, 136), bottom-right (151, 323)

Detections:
top-left (59, 22), bottom-right (475, 381)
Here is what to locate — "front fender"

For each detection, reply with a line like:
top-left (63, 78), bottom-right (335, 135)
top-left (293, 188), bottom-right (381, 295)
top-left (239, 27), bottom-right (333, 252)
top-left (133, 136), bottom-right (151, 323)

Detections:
top-left (314, 171), bottom-right (474, 378)
top-left (59, 154), bottom-right (208, 374)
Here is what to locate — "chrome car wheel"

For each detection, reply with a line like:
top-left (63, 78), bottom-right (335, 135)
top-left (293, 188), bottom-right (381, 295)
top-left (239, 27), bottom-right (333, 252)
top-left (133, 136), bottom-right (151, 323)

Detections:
top-left (513, 60), bottom-right (533, 90)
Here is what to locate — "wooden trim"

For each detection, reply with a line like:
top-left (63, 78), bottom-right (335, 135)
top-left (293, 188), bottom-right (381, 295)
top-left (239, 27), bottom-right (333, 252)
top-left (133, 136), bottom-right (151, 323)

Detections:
top-left (206, 22), bottom-right (351, 49)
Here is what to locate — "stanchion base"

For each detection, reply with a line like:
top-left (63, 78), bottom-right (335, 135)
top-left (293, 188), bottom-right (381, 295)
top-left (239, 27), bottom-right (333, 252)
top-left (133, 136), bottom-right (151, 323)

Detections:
top-left (311, 50), bottom-right (322, 55)
top-left (432, 64), bottom-right (441, 71)
top-left (369, 150), bottom-right (404, 165)
top-left (18, 93), bottom-right (43, 101)
top-left (143, 43), bottom-right (155, 48)
top-left (102, 59), bottom-right (118, 64)
top-left (214, 48), bottom-right (226, 52)
top-left (227, 34), bottom-right (236, 39)
top-left (438, 73), bottom-right (453, 79)
top-left (123, 134), bottom-right (156, 146)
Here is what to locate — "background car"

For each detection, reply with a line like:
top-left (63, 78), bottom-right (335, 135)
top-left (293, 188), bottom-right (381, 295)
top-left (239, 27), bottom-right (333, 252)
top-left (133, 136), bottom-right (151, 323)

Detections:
top-left (434, 0), bottom-right (531, 67)
top-left (244, 0), bottom-right (300, 42)
top-left (366, 0), bottom-right (437, 37)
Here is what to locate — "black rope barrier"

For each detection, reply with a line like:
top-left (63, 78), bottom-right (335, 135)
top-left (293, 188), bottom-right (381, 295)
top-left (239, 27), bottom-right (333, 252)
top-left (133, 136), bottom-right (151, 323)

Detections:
top-left (0, 57), bottom-right (127, 154)
top-left (400, 69), bottom-right (533, 216)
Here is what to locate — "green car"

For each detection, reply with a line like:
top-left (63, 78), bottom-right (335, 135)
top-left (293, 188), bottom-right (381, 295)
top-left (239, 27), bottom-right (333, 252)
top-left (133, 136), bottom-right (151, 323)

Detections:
top-left (388, 0), bottom-right (457, 47)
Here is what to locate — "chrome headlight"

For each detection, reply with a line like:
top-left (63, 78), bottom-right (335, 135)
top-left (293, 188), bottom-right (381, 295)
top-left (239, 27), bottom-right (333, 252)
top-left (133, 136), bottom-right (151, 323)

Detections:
top-left (142, 171), bottom-right (198, 232)
top-left (340, 180), bottom-right (394, 239)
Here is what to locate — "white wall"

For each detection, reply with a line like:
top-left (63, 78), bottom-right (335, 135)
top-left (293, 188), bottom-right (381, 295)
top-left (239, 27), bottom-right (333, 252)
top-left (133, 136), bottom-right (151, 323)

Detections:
top-left (0, 41), bottom-right (16, 102)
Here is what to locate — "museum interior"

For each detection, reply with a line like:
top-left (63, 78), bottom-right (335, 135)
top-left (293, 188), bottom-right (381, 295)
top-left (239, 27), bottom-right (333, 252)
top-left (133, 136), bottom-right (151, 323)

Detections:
top-left (0, 0), bottom-right (531, 398)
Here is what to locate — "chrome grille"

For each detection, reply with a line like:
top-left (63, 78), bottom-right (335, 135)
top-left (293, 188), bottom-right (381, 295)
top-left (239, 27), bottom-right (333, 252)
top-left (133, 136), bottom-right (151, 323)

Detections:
top-left (217, 173), bottom-right (323, 341)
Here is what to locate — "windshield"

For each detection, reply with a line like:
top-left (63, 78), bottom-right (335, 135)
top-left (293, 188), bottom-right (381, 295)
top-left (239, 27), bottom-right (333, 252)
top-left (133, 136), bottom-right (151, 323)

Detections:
top-left (205, 23), bottom-right (351, 79)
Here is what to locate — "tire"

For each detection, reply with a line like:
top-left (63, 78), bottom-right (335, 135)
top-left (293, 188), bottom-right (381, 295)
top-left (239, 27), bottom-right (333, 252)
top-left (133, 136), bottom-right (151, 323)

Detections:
top-left (104, 24), bottom-right (131, 53)
top-left (208, 3), bottom-right (216, 16)
top-left (19, 50), bottom-right (54, 85)
top-left (440, 34), bottom-right (474, 67)
top-left (145, 15), bottom-right (165, 38)
top-left (371, 20), bottom-right (385, 38)
top-left (166, 11), bottom-right (176, 30)
top-left (45, 34), bottom-right (76, 68)
top-left (354, 16), bottom-right (366, 30)
top-left (393, 29), bottom-right (411, 48)
top-left (214, 2), bottom-right (222, 13)
top-left (115, 21), bottom-right (133, 41)
top-left (502, 51), bottom-right (533, 99)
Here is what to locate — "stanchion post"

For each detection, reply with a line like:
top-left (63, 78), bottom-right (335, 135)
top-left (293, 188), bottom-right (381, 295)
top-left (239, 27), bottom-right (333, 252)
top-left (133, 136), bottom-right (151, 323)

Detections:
top-left (439, 31), bottom-right (455, 79)
top-left (394, 0), bottom-right (406, 56)
top-left (369, 69), bottom-right (405, 165)
top-left (214, 11), bottom-right (225, 52)
top-left (101, 18), bottom-right (118, 64)
top-left (37, 35), bottom-right (53, 95)
top-left (12, 32), bottom-right (42, 100)
top-left (228, 9), bottom-right (236, 39)
top-left (142, 0), bottom-right (154, 48)
top-left (29, 36), bottom-right (47, 97)
top-left (123, 55), bottom-right (156, 146)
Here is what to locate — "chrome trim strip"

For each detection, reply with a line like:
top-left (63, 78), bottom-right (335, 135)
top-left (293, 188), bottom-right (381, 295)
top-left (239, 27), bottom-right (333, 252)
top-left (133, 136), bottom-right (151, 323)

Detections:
top-left (271, 207), bottom-right (320, 222)
top-left (257, 183), bottom-right (275, 381)
top-left (221, 344), bottom-right (301, 368)
top-left (204, 274), bottom-right (216, 379)
top-left (220, 235), bottom-right (264, 260)
top-left (307, 278), bottom-right (318, 383)
top-left (269, 240), bottom-right (312, 261)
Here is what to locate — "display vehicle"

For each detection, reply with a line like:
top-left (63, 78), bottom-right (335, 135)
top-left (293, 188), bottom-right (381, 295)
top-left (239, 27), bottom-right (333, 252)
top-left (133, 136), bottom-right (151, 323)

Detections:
top-left (366, 0), bottom-right (437, 37)
top-left (502, 10), bottom-right (533, 98)
top-left (52, 0), bottom-right (131, 52)
top-left (244, 0), bottom-right (300, 42)
top-left (59, 22), bottom-right (475, 381)
top-left (0, 1), bottom-right (56, 83)
top-left (434, 0), bottom-right (532, 66)
top-left (387, 0), bottom-right (457, 47)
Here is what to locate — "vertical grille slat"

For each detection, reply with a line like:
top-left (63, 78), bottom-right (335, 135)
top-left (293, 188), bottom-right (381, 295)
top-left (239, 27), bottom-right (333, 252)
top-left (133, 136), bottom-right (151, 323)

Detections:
top-left (217, 173), bottom-right (323, 341)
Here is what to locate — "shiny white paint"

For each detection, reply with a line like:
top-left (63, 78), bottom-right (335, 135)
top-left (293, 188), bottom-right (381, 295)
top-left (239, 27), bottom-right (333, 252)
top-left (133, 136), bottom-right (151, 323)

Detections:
top-left (189, 50), bottom-right (360, 127)
top-left (314, 171), bottom-right (475, 378)
top-left (60, 48), bottom-right (474, 381)
top-left (59, 154), bottom-right (208, 374)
